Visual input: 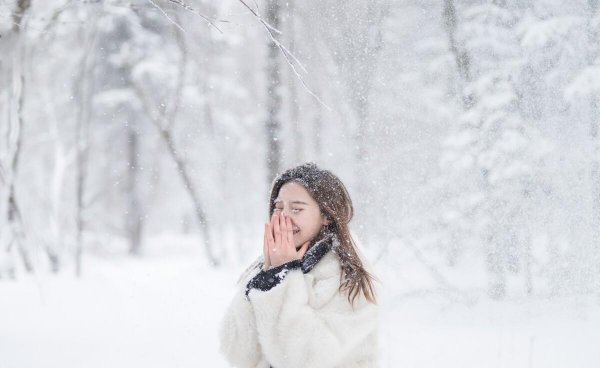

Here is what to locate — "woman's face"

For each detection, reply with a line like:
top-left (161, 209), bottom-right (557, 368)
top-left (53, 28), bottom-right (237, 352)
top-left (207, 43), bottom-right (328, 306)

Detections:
top-left (273, 181), bottom-right (330, 248)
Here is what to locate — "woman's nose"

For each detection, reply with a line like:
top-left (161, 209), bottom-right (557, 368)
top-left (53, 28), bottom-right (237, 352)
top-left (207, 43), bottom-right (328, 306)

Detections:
top-left (282, 209), bottom-right (296, 220)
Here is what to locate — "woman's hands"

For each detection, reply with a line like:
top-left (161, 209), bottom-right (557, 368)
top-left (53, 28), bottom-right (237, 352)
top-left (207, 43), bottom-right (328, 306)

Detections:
top-left (263, 212), bottom-right (310, 271)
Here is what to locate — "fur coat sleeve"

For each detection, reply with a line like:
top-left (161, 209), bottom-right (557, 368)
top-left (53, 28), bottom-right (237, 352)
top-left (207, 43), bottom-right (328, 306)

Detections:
top-left (219, 259), bottom-right (266, 368)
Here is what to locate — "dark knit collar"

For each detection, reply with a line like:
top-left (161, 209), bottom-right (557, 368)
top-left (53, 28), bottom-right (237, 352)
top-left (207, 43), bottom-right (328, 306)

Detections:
top-left (245, 233), bottom-right (337, 298)
top-left (300, 233), bottom-right (335, 273)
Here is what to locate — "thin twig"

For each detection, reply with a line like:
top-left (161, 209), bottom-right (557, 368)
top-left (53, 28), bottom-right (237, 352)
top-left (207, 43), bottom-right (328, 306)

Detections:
top-left (237, 0), bottom-right (332, 111)
top-left (382, 228), bottom-right (473, 304)
top-left (39, 0), bottom-right (74, 36)
top-left (164, 0), bottom-right (225, 33)
top-left (164, 15), bottom-right (187, 130)
top-left (236, 0), bottom-right (281, 34)
top-left (147, 0), bottom-right (187, 34)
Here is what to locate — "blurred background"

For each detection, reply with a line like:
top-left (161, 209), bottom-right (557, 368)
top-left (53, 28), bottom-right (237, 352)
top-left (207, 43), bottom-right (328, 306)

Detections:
top-left (1, 0), bottom-right (599, 367)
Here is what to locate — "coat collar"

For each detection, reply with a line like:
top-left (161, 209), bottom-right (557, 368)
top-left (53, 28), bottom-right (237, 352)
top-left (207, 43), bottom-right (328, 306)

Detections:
top-left (301, 233), bottom-right (342, 280)
top-left (301, 232), bottom-right (335, 273)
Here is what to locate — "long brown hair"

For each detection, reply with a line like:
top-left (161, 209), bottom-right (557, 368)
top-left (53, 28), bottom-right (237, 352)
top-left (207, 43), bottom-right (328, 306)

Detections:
top-left (268, 162), bottom-right (377, 305)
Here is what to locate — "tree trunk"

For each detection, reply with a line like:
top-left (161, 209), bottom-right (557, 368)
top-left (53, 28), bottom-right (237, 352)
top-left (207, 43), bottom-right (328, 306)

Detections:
top-left (443, 0), bottom-right (473, 108)
top-left (1, 0), bottom-right (33, 275)
top-left (132, 23), bottom-right (219, 266)
top-left (587, 0), bottom-right (600, 294)
top-left (160, 128), bottom-right (217, 265)
top-left (523, 233), bottom-right (533, 296)
top-left (286, 0), bottom-right (302, 164)
top-left (350, 2), bottom-right (387, 247)
top-left (74, 11), bottom-right (99, 276)
top-left (442, 0), bottom-right (507, 298)
top-left (265, 0), bottom-right (282, 183)
top-left (126, 118), bottom-right (143, 256)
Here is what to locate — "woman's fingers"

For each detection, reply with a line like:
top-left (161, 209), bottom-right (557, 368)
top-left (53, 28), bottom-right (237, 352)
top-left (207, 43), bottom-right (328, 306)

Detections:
top-left (266, 221), bottom-right (275, 246)
top-left (285, 214), bottom-right (294, 247)
top-left (280, 212), bottom-right (287, 235)
top-left (280, 212), bottom-right (289, 248)
top-left (267, 212), bottom-right (311, 267)
top-left (281, 213), bottom-right (295, 253)
top-left (272, 213), bottom-right (281, 247)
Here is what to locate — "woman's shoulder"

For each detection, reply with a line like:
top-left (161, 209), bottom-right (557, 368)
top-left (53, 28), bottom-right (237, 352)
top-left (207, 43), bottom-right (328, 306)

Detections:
top-left (310, 249), bottom-right (342, 280)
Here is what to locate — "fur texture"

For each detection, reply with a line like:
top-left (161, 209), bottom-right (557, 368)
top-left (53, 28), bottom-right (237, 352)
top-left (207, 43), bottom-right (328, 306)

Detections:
top-left (219, 244), bottom-right (379, 368)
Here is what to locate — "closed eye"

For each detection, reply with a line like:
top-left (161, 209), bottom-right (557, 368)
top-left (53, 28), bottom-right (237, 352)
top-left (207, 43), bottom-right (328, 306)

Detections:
top-left (273, 208), bottom-right (302, 213)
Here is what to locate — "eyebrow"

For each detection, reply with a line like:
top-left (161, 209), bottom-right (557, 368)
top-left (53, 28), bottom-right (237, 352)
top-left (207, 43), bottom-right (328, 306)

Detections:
top-left (273, 200), bottom-right (309, 205)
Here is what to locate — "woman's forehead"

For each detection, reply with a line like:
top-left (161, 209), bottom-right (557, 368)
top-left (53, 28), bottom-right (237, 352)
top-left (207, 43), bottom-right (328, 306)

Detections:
top-left (275, 182), bottom-right (314, 203)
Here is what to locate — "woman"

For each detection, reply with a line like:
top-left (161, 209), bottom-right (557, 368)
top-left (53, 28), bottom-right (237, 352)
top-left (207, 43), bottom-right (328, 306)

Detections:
top-left (219, 162), bottom-right (379, 368)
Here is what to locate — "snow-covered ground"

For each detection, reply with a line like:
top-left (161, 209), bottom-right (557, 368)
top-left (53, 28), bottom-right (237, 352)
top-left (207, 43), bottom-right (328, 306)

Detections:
top-left (1, 251), bottom-right (599, 368)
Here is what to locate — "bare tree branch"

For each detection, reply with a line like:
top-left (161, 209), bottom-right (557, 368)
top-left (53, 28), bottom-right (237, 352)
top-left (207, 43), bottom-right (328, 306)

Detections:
top-left (148, 0), bottom-right (187, 34)
top-left (237, 0), bottom-right (332, 111)
top-left (375, 229), bottom-right (472, 304)
top-left (131, 22), bottom-right (219, 266)
top-left (160, 0), bottom-right (225, 33)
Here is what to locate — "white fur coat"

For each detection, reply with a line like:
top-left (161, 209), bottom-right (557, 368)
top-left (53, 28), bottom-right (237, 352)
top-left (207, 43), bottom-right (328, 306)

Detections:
top-left (219, 240), bottom-right (379, 368)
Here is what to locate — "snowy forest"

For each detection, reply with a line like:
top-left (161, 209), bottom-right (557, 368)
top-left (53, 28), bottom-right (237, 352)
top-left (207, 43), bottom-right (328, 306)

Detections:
top-left (1, 0), bottom-right (599, 367)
